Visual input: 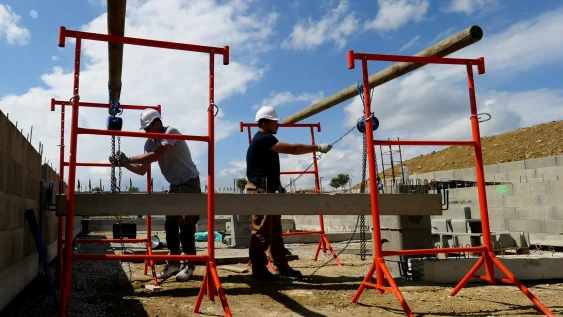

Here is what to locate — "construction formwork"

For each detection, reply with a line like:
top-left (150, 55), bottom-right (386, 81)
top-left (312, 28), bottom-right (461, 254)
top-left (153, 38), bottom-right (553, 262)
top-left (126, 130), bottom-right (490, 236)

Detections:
top-left (239, 122), bottom-right (343, 268)
top-left (54, 26), bottom-right (231, 317)
top-left (49, 98), bottom-right (162, 289)
top-left (346, 51), bottom-right (554, 316)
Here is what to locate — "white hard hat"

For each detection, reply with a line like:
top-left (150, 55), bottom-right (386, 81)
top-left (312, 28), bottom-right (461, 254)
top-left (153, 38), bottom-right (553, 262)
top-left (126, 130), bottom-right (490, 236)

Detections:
top-left (140, 108), bottom-right (161, 130)
top-left (255, 106), bottom-right (280, 122)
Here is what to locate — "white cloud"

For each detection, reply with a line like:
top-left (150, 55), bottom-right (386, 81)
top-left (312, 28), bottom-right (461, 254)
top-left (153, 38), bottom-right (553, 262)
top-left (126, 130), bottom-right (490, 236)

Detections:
top-left (0, 0), bottom-right (279, 192)
top-left (365, 0), bottom-right (429, 32)
top-left (251, 91), bottom-right (324, 110)
top-left (399, 34), bottom-right (420, 52)
top-left (442, 0), bottom-right (500, 14)
top-left (51, 56), bottom-right (58, 61)
top-left (30, 10), bottom-right (38, 19)
top-left (281, 0), bottom-right (359, 50)
top-left (0, 4), bottom-right (31, 45)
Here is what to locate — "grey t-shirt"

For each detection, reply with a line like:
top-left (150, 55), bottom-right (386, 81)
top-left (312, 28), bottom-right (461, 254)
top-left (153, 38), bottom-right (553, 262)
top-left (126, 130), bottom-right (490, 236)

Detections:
top-left (144, 126), bottom-right (199, 185)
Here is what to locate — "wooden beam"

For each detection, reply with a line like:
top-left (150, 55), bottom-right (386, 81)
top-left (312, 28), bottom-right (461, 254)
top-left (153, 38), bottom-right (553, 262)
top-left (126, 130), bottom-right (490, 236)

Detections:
top-left (283, 25), bottom-right (483, 124)
top-left (107, 0), bottom-right (127, 110)
top-left (55, 193), bottom-right (443, 217)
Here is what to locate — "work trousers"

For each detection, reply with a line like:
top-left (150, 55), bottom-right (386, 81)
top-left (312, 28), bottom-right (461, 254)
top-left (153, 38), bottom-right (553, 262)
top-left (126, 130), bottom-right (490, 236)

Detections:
top-left (245, 183), bottom-right (289, 272)
top-left (166, 177), bottom-right (201, 266)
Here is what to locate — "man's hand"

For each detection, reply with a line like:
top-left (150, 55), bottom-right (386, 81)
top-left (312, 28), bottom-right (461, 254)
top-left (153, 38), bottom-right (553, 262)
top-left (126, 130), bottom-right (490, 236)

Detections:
top-left (109, 151), bottom-right (130, 166)
top-left (317, 144), bottom-right (332, 154)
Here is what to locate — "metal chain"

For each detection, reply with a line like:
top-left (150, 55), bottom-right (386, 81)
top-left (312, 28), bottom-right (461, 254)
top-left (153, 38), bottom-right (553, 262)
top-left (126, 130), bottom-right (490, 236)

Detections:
top-left (360, 132), bottom-right (367, 261)
top-left (283, 122), bottom-right (358, 189)
top-left (117, 136), bottom-right (122, 192)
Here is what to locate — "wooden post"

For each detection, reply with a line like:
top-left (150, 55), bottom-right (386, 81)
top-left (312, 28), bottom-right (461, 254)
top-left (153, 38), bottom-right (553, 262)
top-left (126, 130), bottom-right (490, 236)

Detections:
top-left (283, 25), bottom-right (483, 124)
top-left (107, 0), bottom-right (127, 112)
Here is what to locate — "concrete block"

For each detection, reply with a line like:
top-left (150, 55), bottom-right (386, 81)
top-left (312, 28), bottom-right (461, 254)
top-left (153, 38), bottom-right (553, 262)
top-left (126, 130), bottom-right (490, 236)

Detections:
top-left (538, 193), bottom-right (563, 206)
top-left (431, 219), bottom-right (448, 233)
top-left (503, 195), bottom-right (539, 208)
top-left (500, 207), bottom-right (518, 220)
top-left (484, 164), bottom-right (498, 174)
top-left (380, 215), bottom-right (431, 230)
top-left (9, 130), bottom-right (28, 165)
top-left (489, 218), bottom-right (508, 231)
top-left (543, 220), bottom-right (562, 233)
top-left (446, 219), bottom-right (468, 233)
top-left (506, 169), bottom-right (536, 182)
top-left (26, 146), bottom-right (41, 177)
top-left (434, 170), bottom-right (454, 181)
top-left (553, 207), bottom-right (563, 220)
top-left (508, 220), bottom-right (523, 231)
top-left (548, 180), bottom-right (563, 194)
top-left (453, 168), bottom-right (475, 179)
top-left (485, 172), bottom-right (507, 182)
top-left (497, 160), bottom-right (525, 173)
top-left (529, 181), bottom-right (548, 194)
top-left (532, 207), bottom-right (553, 220)
top-left (556, 155), bottom-right (563, 166)
top-left (0, 193), bottom-right (25, 231)
top-left (439, 208), bottom-right (468, 219)
top-left (0, 154), bottom-right (5, 193)
top-left (512, 183), bottom-right (530, 195)
top-left (521, 219), bottom-right (543, 233)
top-left (535, 166), bottom-right (563, 179)
top-left (516, 207), bottom-right (534, 220)
top-left (525, 156), bottom-right (557, 169)
top-left (0, 112), bottom-right (9, 155)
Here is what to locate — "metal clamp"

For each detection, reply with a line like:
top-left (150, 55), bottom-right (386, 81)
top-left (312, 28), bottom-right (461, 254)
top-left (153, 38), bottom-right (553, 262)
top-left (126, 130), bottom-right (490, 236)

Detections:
top-left (471, 112), bottom-right (491, 123)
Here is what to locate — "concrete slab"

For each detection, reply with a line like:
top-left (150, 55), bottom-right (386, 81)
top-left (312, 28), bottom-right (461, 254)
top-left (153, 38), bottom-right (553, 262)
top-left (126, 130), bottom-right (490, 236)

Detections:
top-left (504, 195), bottom-right (540, 208)
top-left (532, 207), bottom-right (553, 220)
top-left (506, 169), bottom-right (536, 182)
top-left (419, 254), bottom-right (563, 283)
top-left (497, 160), bottom-right (526, 173)
top-left (485, 172), bottom-right (507, 182)
top-left (9, 130), bottom-right (28, 166)
top-left (484, 164), bottom-right (499, 174)
top-left (452, 168), bottom-right (475, 179)
top-left (538, 193), bottom-right (563, 206)
top-left (55, 193), bottom-right (444, 217)
top-left (556, 155), bottom-right (563, 166)
top-left (536, 166), bottom-right (563, 178)
top-left (543, 220), bottom-right (562, 233)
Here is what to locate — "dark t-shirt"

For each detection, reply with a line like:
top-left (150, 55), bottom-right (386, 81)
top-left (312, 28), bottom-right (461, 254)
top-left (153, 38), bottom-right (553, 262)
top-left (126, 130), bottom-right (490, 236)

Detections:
top-left (246, 131), bottom-right (280, 192)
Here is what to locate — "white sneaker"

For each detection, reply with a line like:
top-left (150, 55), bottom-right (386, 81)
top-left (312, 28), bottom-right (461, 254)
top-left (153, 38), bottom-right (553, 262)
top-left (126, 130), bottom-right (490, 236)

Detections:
top-left (175, 264), bottom-right (194, 281)
top-left (156, 263), bottom-right (181, 279)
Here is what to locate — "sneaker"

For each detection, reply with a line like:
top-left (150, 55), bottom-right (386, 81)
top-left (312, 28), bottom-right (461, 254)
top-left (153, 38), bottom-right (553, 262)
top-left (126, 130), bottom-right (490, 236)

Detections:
top-left (278, 267), bottom-right (303, 280)
top-left (156, 262), bottom-right (181, 279)
top-left (175, 264), bottom-right (194, 282)
top-left (252, 267), bottom-right (280, 281)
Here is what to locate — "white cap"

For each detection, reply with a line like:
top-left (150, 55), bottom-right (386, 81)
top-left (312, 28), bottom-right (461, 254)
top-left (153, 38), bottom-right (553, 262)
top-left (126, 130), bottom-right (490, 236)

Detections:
top-left (140, 108), bottom-right (161, 130)
top-left (255, 106), bottom-right (280, 122)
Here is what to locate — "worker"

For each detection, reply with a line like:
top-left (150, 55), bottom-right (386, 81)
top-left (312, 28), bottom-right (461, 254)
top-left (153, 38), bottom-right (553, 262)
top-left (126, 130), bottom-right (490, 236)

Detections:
top-left (109, 108), bottom-right (200, 282)
top-left (245, 106), bottom-right (332, 281)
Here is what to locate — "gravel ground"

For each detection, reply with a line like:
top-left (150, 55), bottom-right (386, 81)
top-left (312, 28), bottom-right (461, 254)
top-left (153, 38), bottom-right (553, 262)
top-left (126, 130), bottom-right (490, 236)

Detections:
top-left (3, 231), bottom-right (563, 317)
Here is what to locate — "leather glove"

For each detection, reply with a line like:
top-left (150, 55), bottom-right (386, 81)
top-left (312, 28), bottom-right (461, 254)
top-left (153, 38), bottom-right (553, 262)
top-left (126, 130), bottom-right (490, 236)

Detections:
top-left (109, 151), bottom-right (130, 166)
top-left (317, 144), bottom-right (332, 154)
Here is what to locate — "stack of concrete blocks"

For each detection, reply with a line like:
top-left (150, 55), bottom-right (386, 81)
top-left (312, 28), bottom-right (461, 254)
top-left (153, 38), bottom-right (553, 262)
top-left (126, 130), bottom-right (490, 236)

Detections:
top-left (227, 215), bottom-right (296, 248)
top-left (0, 110), bottom-right (80, 312)
top-left (411, 154), bottom-right (563, 247)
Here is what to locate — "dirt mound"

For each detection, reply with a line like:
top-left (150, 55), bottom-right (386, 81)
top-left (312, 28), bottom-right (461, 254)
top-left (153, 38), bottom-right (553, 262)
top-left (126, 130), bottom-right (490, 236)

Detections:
top-left (353, 120), bottom-right (563, 188)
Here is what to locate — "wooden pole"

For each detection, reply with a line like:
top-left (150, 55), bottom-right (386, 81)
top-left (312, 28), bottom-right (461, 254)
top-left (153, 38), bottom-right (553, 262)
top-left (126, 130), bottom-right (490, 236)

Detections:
top-left (107, 0), bottom-right (127, 112)
top-left (283, 25), bottom-right (483, 124)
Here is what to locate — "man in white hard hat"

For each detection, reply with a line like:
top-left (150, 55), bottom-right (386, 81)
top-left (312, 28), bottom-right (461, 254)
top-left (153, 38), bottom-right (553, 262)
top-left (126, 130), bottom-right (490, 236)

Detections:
top-left (109, 108), bottom-right (200, 282)
top-left (245, 105), bottom-right (332, 281)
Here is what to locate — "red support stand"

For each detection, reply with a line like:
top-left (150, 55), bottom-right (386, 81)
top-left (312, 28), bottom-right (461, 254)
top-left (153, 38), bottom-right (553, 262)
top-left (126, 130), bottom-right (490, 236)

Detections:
top-left (50, 99), bottom-right (162, 288)
top-left (240, 122), bottom-right (343, 268)
top-left (347, 51), bottom-right (554, 316)
top-left (55, 26), bottom-right (231, 317)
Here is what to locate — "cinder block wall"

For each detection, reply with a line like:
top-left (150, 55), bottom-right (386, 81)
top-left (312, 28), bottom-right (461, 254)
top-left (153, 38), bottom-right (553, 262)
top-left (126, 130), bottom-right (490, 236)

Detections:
top-left (412, 155), bottom-right (563, 246)
top-left (0, 110), bottom-right (80, 312)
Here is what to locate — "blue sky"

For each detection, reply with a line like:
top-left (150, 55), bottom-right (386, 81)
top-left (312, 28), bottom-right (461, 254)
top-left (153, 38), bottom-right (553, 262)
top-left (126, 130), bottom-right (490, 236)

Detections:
top-left (1, 0), bottom-right (563, 192)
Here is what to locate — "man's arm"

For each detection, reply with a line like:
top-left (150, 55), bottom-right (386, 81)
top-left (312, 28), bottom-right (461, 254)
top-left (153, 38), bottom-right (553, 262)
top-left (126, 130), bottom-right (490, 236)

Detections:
top-left (271, 142), bottom-right (321, 155)
top-left (124, 162), bottom-right (150, 176)
top-left (128, 144), bottom-right (171, 164)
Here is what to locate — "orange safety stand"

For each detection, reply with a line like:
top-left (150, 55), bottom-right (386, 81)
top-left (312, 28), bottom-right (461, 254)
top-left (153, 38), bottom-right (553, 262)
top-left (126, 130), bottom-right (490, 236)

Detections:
top-left (55, 26), bottom-right (232, 317)
top-left (240, 122), bottom-right (343, 268)
top-left (50, 99), bottom-right (162, 288)
top-left (347, 50), bottom-right (554, 316)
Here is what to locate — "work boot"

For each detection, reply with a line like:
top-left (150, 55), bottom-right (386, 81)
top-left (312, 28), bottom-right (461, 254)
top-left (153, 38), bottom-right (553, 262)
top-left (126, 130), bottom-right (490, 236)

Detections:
top-left (252, 266), bottom-right (280, 281)
top-left (176, 263), bottom-right (195, 282)
top-left (156, 262), bottom-right (181, 279)
top-left (278, 267), bottom-right (303, 280)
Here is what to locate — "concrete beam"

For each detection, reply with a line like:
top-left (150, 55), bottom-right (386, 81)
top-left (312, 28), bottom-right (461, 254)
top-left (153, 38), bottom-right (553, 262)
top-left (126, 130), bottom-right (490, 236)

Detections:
top-left (55, 193), bottom-right (443, 217)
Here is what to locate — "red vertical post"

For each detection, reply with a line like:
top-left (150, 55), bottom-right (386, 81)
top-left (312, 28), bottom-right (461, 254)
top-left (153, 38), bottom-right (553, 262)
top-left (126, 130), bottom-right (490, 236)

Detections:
top-left (60, 36), bottom-right (82, 317)
top-left (362, 57), bottom-right (384, 292)
top-left (310, 126), bottom-right (327, 252)
top-left (246, 126), bottom-right (252, 144)
top-left (466, 64), bottom-right (495, 281)
top-left (208, 52), bottom-right (216, 264)
top-left (57, 105), bottom-right (65, 287)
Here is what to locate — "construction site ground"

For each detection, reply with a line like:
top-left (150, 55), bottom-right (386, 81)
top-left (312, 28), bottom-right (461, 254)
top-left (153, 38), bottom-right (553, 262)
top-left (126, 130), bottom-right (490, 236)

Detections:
top-left (3, 231), bottom-right (563, 317)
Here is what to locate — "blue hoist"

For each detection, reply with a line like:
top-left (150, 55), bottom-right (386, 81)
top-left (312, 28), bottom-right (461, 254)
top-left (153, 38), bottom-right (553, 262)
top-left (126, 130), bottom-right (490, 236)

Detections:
top-left (355, 81), bottom-right (379, 134)
top-left (107, 83), bottom-right (123, 131)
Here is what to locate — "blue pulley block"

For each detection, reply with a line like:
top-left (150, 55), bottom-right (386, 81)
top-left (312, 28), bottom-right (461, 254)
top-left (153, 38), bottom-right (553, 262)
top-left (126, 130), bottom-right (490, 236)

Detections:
top-left (356, 114), bottom-right (379, 134)
top-left (107, 116), bottom-right (123, 131)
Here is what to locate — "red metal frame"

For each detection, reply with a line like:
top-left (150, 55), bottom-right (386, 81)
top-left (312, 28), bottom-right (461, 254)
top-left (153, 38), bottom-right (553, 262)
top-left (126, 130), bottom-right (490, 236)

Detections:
top-left (239, 122), bottom-right (343, 268)
top-left (55, 26), bottom-right (231, 317)
top-left (347, 50), bottom-right (554, 316)
top-left (50, 98), bottom-right (160, 290)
